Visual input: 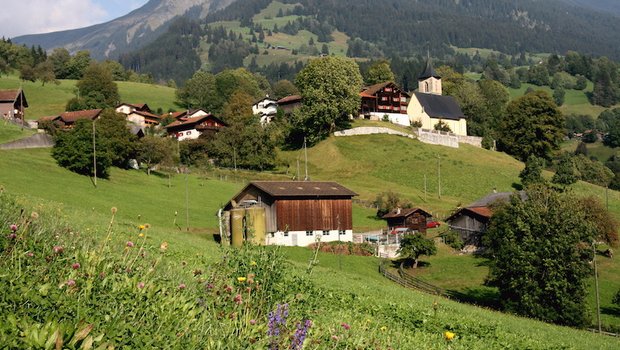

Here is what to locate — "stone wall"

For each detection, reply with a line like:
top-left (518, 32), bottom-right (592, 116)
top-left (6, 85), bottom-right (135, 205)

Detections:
top-left (334, 127), bottom-right (415, 139)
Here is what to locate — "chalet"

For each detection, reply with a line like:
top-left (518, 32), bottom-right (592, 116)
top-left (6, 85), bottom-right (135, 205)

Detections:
top-left (277, 95), bottom-right (302, 114)
top-left (0, 89), bottom-right (28, 121)
top-left (359, 82), bottom-right (410, 126)
top-left (55, 109), bottom-right (102, 129)
top-left (382, 208), bottom-right (432, 234)
top-left (115, 103), bottom-right (160, 127)
top-left (165, 113), bottom-right (227, 141)
top-left (223, 181), bottom-right (357, 247)
top-left (252, 96), bottom-right (278, 124)
top-left (446, 191), bottom-right (525, 247)
top-left (407, 58), bottom-right (468, 136)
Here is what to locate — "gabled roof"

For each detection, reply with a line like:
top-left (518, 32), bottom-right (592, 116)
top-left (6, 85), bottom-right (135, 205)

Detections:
top-left (117, 102), bottom-right (150, 112)
top-left (413, 92), bottom-right (466, 121)
top-left (446, 191), bottom-right (526, 223)
top-left (165, 114), bottom-right (227, 129)
top-left (419, 58), bottom-right (441, 80)
top-left (253, 96), bottom-right (278, 106)
top-left (382, 208), bottom-right (432, 219)
top-left (360, 81), bottom-right (410, 98)
top-left (277, 95), bottom-right (302, 104)
top-left (130, 109), bottom-right (160, 120)
top-left (59, 109), bottom-right (102, 123)
top-left (0, 89), bottom-right (28, 107)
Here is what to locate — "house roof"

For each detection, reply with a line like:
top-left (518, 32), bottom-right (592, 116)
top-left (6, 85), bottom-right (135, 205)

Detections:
top-left (165, 114), bottom-right (227, 129)
top-left (360, 82), bottom-right (410, 98)
top-left (250, 181), bottom-right (358, 198)
top-left (419, 58), bottom-right (441, 80)
top-left (277, 95), bottom-right (302, 104)
top-left (413, 92), bottom-right (466, 121)
top-left (59, 109), bottom-right (102, 123)
top-left (467, 191), bottom-right (526, 208)
top-left (0, 89), bottom-right (28, 107)
top-left (382, 207), bottom-right (432, 219)
top-left (117, 102), bottom-right (150, 111)
top-left (131, 110), bottom-right (160, 120)
top-left (253, 96), bottom-right (278, 106)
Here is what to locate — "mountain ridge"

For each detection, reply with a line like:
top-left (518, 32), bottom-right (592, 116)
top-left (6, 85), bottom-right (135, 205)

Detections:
top-left (13, 0), bottom-right (236, 59)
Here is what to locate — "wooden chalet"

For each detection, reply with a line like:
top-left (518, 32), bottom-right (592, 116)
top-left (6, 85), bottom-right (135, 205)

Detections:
top-left (165, 113), bottom-right (227, 141)
top-left (223, 181), bottom-right (357, 246)
top-left (446, 191), bottom-right (525, 247)
top-left (382, 208), bottom-right (431, 234)
top-left (359, 82), bottom-right (409, 116)
top-left (277, 95), bottom-right (302, 114)
top-left (0, 89), bottom-right (28, 121)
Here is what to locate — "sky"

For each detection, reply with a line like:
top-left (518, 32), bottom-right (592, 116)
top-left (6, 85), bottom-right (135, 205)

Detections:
top-left (0, 0), bottom-right (149, 39)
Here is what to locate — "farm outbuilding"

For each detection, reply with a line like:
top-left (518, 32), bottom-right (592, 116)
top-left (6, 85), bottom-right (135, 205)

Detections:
top-left (382, 208), bottom-right (432, 234)
top-left (222, 181), bottom-right (357, 247)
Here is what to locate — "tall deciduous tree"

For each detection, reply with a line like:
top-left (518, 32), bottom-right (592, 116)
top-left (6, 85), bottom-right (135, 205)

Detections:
top-left (365, 59), bottom-right (395, 85)
top-left (67, 63), bottom-right (120, 111)
top-left (519, 155), bottom-right (545, 187)
top-left (498, 91), bottom-right (564, 161)
top-left (292, 56), bottom-right (362, 146)
top-left (482, 185), bottom-right (598, 327)
top-left (398, 234), bottom-right (437, 269)
top-left (176, 70), bottom-right (217, 111)
top-left (551, 153), bottom-right (578, 187)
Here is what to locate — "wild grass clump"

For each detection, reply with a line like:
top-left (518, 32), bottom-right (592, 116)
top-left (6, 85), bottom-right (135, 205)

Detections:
top-left (0, 191), bottom-right (314, 349)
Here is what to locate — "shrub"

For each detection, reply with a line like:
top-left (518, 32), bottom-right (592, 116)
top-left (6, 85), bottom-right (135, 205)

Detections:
top-left (441, 230), bottom-right (464, 251)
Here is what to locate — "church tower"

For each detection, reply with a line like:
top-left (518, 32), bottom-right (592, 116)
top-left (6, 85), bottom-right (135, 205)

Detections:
top-left (418, 56), bottom-right (442, 95)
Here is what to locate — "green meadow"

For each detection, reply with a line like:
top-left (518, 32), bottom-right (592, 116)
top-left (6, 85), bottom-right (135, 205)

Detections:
top-left (0, 75), bottom-right (177, 119)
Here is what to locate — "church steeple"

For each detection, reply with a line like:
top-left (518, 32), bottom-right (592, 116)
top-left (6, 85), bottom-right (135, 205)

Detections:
top-left (418, 54), bottom-right (442, 95)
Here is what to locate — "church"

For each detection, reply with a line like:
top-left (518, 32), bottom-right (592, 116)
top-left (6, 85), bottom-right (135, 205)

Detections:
top-left (407, 58), bottom-right (468, 136)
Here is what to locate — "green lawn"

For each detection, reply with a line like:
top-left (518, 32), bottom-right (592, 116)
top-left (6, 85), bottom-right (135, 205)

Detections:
top-left (0, 120), bottom-right (35, 144)
top-left (561, 139), bottom-right (618, 162)
top-left (0, 75), bottom-right (177, 119)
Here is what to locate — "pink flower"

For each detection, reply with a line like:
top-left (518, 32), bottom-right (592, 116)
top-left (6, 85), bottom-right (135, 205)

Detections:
top-left (224, 285), bottom-right (233, 293)
top-left (233, 294), bottom-right (243, 304)
top-left (53, 246), bottom-right (63, 254)
top-left (137, 282), bottom-right (145, 289)
top-left (71, 263), bottom-right (80, 270)
top-left (341, 322), bottom-right (351, 330)
top-left (26, 252), bottom-right (34, 257)
top-left (178, 283), bottom-right (186, 290)
top-left (66, 279), bottom-right (76, 287)
top-left (8, 233), bottom-right (16, 240)
top-left (9, 224), bottom-right (18, 232)
top-left (126, 241), bottom-right (134, 248)
top-left (249, 319), bottom-right (256, 325)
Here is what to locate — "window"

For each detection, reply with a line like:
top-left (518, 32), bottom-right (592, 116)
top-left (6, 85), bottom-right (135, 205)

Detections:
top-left (339, 230), bottom-right (346, 236)
top-left (186, 131), bottom-right (191, 135)
top-left (283, 231), bottom-right (289, 237)
top-left (306, 231), bottom-right (314, 236)
top-left (323, 230), bottom-right (330, 236)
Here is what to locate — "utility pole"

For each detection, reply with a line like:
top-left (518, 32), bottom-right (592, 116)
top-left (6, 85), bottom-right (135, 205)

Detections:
top-left (92, 119), bottom-right (97, 188)
top-left (233, 147), bottom-right (237, 172)
top-left (424, 174), bottom-right (427, 202)
top-left (185, 170), bottom-right (190, 232)
top-left (594, 241), bottom-right (602, 334)
top-left (437, 155), bottom-right (441, 199)
top-left (304, 136), bottom-right (308, 181)
top-left (337, 214), bottom-right (342, 271)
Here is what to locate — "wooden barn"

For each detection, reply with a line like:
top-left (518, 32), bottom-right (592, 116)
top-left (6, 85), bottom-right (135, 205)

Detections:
top-left (381, 208), bottom-right (431, 234)
top-left (223, 181), bottom-right (357, 246)
top-left (0, 89), bottom-right (28, 121)
top-left (446, 191), bottom-right (525, 247)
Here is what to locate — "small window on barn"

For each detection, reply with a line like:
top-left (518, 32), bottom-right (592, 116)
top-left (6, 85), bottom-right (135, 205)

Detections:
top-left (339, 230), bottom-right (346, 236)
top-left (306, 231), bottom-right (313, 236)
top-left (283, 231), bottom-right (289, 237)
top-left (323, 230), bottom-right (329, 236)
top-left (186, 131), bottom-right (191, 135)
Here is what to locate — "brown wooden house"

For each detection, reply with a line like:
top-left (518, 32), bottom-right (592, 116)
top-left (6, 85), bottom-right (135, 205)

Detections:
top-left (277, 95), bottom-right (302, 114)
top-left (382, 208), bottom-right (432, 234)
top-left (54, 109), bottom-right (103, 129)
top-left (359, 82), bottom-right (410, 116)
top-left (0, 89), bottom-right (28, 121)
top-left (165, 113), bottom-right (227, 141)
top-left (223, 181), bottom-right (357, 246)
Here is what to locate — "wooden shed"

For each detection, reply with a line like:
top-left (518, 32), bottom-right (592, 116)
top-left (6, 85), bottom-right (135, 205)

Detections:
top-left (381, 208), bottom-right (431, 234)
top-left (223, 181), bottom-right (357, 246)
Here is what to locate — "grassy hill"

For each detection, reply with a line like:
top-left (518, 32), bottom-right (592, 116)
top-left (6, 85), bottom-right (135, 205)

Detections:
top-left (0, 75), bottom-right (178, 120)
top-left (1, 146), bottom-right (619, 348)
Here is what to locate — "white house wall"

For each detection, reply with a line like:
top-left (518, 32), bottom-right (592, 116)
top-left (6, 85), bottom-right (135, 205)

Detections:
top-left (175, 128), bottom-right (201, 141)
top-left (407, 96), bottom-right (468, 136)
top-left (266, 230), bottom-right (353, 246)
top-left (367, 112), bottom-right (411, 127)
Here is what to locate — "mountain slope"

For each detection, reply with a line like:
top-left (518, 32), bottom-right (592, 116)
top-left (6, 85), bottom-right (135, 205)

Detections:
top-left (560, 0), bottom-right (620, 16)
top-left (13, 0), bottom-right (236, 59)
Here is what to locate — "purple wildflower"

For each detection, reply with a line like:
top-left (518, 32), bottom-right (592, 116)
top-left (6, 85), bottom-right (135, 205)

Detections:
top-left (66, 279), bottom-right (76, 287)
top-left (341, 322), bottom-right (351, 331)
top-left (291, 319), bottom-right (312, 350)
top-left (8, 233), bottom-right (16, 240)
top-left (53, 246), bottom-right (63, 254)
top-left (137, 282), bottom-right (145, 289)
top-left (126, 241), bottom-right (134, 248)
top-left (250, 319), bottom-right (257, 325)
top-left (178, 283), bottom-right (186, 290)
top-left (9, 224), bottom-right (18, 232)
top-left (267, 303), bottom-right (289, 349)
top-left (72, 262), bottom-right (80, 270)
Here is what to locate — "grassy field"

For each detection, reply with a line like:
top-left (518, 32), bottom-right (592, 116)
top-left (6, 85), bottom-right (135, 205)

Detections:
top-left (0, 120), bottom-right (35, 144)
top-left (0, 75), bottom-right (177, 119)
top-left (561, 139), bottom-right (618, 161)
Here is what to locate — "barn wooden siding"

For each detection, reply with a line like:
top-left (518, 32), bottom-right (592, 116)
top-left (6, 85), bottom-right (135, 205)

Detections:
top-left (276, 199), bottom-right (352, 231)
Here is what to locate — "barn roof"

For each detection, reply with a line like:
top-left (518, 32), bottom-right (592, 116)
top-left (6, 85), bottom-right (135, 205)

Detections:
top-left (0, 89), bottom-right (28, 107)
top-left (277, 95), bottom-right (302, 104)
top-left (250, 181), bottom-right (357, 197)
top-left (165, 114), bottom-right (226, 129)
top-left (413, 92), bottom-right (466, 121)
top-left (446, 191), bottom-right (526, 223)
top-left (382, 208), bottom-right (432, 219)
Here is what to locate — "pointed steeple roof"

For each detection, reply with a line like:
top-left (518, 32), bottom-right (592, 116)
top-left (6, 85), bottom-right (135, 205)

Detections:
top-left (418, 56), bottom-right (441, 80)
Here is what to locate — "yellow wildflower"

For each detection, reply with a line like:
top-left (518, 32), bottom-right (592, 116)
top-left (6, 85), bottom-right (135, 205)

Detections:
top-left (237, 277), bottom-right (247, 283)
top-left (250, 261), bottom-right (257, 266)
top-left (139, 233), bottom-right (145, 238)
top-left (444, 331), bottom-right (455, 341)
top-left (138, 225), bottom-right (146, 230)
top-left (380, 326), bottom-right (387, 332)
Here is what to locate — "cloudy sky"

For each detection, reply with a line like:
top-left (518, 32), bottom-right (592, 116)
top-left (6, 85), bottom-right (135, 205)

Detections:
top-left (0, 0), bottom-right (148, 38)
